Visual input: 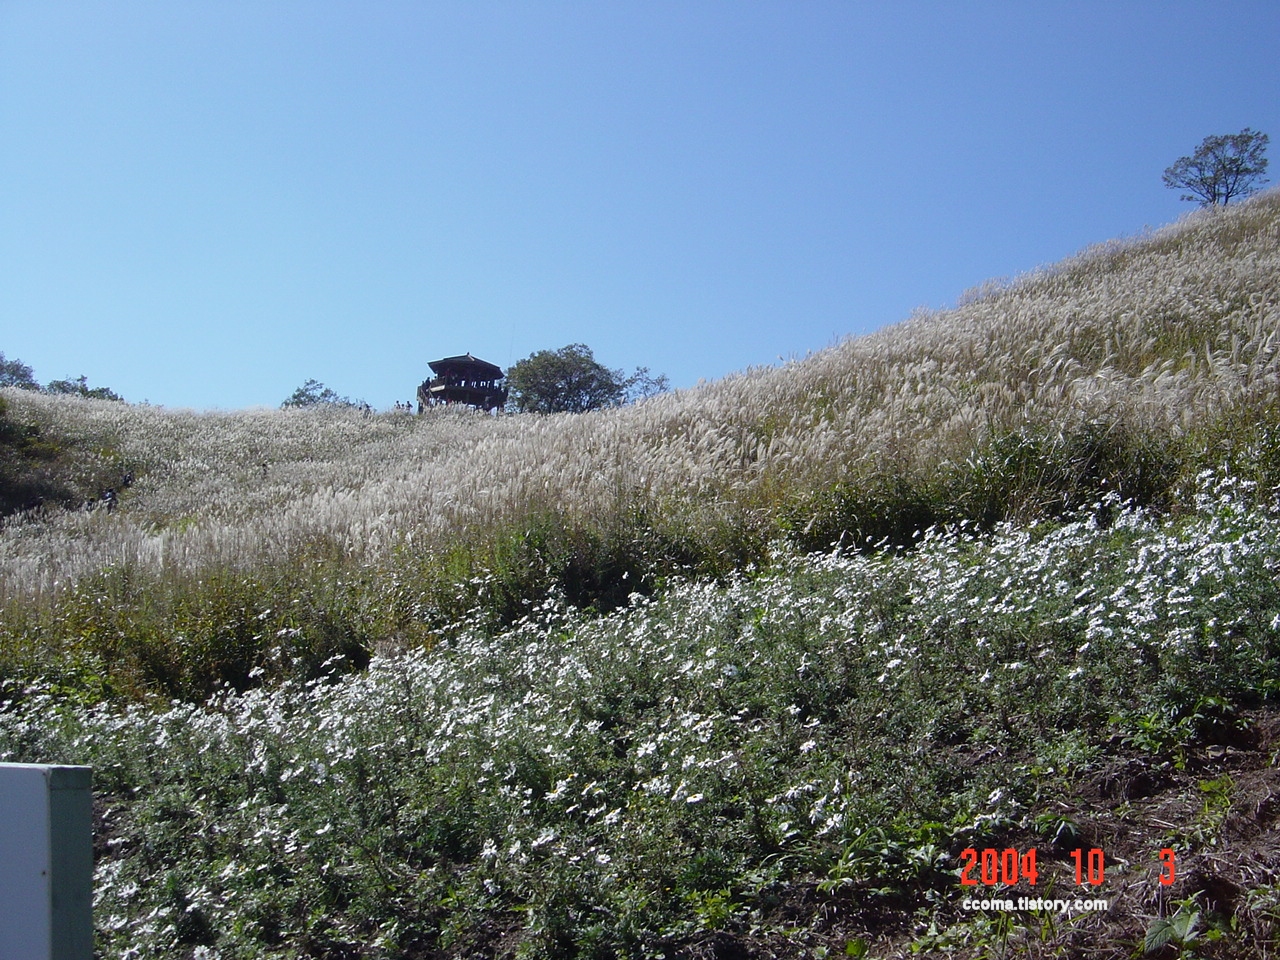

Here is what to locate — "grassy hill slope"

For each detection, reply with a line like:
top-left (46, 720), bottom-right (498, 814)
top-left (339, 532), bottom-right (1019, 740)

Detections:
top-left (1, 192), bottom-right (1280, 957)
top-left (3, 192), bottom-right (1279, 698)
top-left (7, 477), bottom-right (1280, 958)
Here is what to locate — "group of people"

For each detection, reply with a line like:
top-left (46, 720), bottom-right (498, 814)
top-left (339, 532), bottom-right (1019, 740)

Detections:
top-left (392, 400), bottom-right (417, 413)
top-left (84, 470), bottom-right (134, 513)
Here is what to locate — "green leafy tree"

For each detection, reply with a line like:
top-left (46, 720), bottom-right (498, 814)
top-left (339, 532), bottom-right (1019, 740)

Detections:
top-left (2, 354), bottom-right (123, 400)
top-left (1163, 128), bottom-right (1269, 206)
top-left (0, 353), bottom-right (40, 390)
top-left (45, 374), bottom-right (124, 402)
top-left (281, 379), bottom-right (363, 409)
top-left (506, 344), bottom-right (668, 414)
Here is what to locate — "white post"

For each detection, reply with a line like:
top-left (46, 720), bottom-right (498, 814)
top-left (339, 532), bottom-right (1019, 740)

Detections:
top-left (0, 764), bottom-right (93, 960)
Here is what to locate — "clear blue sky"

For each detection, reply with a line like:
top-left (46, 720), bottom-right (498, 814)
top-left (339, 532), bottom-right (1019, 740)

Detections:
top-left (2, 2), bottom-right (1278, 410)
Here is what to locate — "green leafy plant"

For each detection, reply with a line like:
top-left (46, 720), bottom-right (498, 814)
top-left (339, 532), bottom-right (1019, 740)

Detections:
top-left (1144, 896), bottom-right (1209, 956)
top-left (1188, 774), bottom-right (1235, 849)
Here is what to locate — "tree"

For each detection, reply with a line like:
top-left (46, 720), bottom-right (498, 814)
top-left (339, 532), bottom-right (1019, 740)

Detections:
top-left (281, 379), bottom-right (364, 410)
top-left (507, 344), bottom-right (623, 414)
top-left (0, 353), bottom-right (40, 390)
top-left (506, 344), bottom-right (669, 414)
top-left (625, 366), bottom-right (670, 404)
top-left (45, 374), bottom-right (124, 401)
top-left (1, 354), bottom-right (124, 400)
top-left (1163, 128), bottom-right (1269, 206)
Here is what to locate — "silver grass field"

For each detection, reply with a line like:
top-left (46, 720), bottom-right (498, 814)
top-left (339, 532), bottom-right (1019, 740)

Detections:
top-left (2, 193), bottom-right (1278, 604)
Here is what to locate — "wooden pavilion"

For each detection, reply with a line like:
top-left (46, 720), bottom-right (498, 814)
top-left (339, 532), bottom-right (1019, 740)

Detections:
top-left (417, 353), bottom-right (508, 413)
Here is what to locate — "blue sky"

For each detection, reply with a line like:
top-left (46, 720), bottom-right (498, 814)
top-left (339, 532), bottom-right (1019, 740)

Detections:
top-left (2, 2), bottom-right (1278, 410)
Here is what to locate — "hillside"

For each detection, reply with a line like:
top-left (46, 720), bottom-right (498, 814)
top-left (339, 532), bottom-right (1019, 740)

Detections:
top-left (2, 192), bottom-right (1280, 957)
top-left (3, 193), bottom-right (1280, 694)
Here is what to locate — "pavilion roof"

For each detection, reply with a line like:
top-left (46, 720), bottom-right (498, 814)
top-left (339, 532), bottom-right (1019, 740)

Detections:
top-left (427, 353), bottom-right (504, 379)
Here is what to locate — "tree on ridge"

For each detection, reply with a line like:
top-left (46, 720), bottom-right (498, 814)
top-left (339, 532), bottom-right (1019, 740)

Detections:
top-left (1163, 128), bottom-right (1269, 206)
top-left (506, 344), bottom-right (668, 414)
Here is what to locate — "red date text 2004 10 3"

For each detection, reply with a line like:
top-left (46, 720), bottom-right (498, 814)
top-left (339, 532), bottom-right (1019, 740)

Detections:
top-left (958, 847), bottom-right (1177, 887)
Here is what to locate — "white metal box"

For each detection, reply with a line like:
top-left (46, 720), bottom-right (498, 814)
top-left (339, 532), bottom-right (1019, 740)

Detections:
top-left (0, 764), bottom-right (93, 960)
